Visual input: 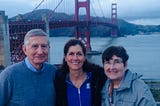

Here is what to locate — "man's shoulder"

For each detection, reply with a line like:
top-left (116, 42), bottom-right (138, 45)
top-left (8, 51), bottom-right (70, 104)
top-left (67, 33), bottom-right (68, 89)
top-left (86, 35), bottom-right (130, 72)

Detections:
top-left (5, 61), bottom-right (24, 71)
top-left (44, 62), bottom-right (57, 71)
top-left (0, 61), bottom-right (25, 78)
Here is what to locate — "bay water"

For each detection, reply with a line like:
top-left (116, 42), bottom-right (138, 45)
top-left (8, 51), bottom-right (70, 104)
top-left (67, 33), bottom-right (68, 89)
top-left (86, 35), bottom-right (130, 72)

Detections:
top-left (49, 34), bottom-right (160, 79)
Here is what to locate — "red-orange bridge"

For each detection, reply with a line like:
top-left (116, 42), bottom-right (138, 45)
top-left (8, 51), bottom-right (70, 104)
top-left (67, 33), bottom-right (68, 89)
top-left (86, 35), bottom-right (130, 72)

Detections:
top-left (9, 0), bottom-right (118, 63)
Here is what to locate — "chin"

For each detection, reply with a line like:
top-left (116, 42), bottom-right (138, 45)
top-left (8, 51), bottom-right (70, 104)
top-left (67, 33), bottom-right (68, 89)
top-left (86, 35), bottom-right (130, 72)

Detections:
top-left (109, 76), bottom-right (119, 80)
top-left (35, 60), bottom-right (45, 64)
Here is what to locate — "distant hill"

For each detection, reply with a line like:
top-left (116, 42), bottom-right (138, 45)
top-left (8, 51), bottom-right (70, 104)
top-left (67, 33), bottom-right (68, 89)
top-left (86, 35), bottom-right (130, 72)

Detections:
top-left (9, 9), bottom-right (160, 37)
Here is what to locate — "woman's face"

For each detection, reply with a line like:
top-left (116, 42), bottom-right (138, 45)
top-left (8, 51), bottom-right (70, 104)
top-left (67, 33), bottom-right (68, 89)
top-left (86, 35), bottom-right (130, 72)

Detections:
top-left (65, 44), bottom-right (86, 72)
top-left (103, 55), bottom-right (127, 81)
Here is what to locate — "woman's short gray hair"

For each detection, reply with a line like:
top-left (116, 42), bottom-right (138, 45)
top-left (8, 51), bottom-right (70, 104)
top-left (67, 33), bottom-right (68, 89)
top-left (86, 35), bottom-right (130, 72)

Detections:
top-left (24, 29), bottom-right (50, 46)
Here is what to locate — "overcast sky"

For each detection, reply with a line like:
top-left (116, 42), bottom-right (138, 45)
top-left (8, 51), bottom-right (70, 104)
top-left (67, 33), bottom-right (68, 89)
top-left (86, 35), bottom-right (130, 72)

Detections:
top-left (0, 0), bottom-right (160, 21)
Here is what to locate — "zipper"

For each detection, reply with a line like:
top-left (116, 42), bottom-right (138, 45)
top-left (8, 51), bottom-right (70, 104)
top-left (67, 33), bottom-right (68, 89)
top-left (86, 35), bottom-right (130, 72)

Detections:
top-left (78, 88), bottom-right (82, 106)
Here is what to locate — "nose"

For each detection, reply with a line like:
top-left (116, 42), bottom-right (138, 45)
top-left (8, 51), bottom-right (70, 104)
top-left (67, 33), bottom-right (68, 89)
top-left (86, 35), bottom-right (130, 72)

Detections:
top-left (109, 63), bottom-right (116, 71)
top-left (72, 54), bottom-right (79, 59)
top-left (37, 46), bottom-right (44, 54)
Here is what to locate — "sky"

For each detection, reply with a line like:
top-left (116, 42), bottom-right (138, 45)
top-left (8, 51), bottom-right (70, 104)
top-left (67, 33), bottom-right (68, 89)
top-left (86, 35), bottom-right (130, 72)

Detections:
top-left (0, 0), bottom-right (160, 25)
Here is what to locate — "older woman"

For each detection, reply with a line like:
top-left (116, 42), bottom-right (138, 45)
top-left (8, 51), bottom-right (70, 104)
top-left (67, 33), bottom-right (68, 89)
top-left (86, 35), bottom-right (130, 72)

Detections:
top-left (101, 45), bottom-right (156, 106)
top-left (55, 39), bottom-right (106, 106)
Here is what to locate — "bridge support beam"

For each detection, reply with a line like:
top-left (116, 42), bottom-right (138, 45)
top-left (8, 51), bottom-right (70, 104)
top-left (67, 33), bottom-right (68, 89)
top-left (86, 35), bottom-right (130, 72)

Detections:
top-left (42, 14), bottom-right (51, 63)
top-left (0, 11), bottom-right (11, 66)
top-left (75, 0), bottom-right (91, 52)
top-left (111, 3), bottom-right (118, 37)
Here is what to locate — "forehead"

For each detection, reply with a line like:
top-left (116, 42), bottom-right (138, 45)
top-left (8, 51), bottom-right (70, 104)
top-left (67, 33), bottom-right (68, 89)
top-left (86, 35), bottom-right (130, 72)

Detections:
top-left (28, 36), bottom-right (48, 44)
top-left (68, 45), bottom-right (83, 52)
top-left (110, 55), bottom-right (122, 60)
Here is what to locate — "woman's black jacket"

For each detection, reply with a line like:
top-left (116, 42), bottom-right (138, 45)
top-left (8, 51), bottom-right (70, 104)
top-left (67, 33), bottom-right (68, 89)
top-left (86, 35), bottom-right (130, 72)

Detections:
top-left (55, 63), bottom-right (107, 106)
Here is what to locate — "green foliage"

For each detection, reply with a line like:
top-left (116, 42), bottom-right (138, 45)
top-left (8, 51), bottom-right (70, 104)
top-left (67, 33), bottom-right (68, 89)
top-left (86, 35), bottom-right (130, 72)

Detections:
top-left (151, 88), bottom-right (160, 102)
top-left (145, 81), bottom-right (160, 102)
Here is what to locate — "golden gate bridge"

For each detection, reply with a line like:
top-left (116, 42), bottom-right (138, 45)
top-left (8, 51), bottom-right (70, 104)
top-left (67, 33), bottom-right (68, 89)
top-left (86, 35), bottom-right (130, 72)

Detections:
top-left (0, 0), bottom-right (118, 65)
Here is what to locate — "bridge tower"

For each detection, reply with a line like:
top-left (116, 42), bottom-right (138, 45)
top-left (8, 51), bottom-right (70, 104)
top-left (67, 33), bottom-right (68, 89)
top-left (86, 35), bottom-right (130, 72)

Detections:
top-left (0, 11), bottom-right (11, 66)
top-left (75, 0), bottom-right (91, 51)
top-left (111, 3), bottom-right (118, 37)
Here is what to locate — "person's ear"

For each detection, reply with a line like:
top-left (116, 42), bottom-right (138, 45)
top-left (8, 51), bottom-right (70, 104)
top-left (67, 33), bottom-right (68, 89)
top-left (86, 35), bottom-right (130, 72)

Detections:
top-left (22, 45), bottom-right (27, 55)
top-left (124, 61), bottom-right (128, 67)
top-left (64, 55), bottom-right (67, 62)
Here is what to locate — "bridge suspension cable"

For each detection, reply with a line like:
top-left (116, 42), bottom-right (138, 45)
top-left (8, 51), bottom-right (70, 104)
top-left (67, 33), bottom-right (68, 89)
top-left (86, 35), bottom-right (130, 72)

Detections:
top-left (30, 0), bottom-right (64, 20)
top-left (90, 0), bottom-right (98, 17)
top-left (32, 0), bottom-right (45, 12)
top-left (48, 0), bottom-right (64, 20)
top-left (97, 0), bottom-right (105, 17)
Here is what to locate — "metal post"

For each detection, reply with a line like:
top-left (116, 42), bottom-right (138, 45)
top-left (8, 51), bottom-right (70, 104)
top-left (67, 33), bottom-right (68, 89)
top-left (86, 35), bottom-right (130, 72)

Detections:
top-left (0, 11), bottom-right (11, 66)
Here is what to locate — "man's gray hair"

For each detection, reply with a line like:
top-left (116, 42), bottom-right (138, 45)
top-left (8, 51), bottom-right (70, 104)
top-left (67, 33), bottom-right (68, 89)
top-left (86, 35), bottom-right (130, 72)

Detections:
top-left (24, 29), bottom-right (50, 46)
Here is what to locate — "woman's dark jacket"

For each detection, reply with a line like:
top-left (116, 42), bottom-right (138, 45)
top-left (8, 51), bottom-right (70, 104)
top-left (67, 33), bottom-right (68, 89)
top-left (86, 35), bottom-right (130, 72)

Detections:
top-left (55, 63), bottom-right (107, 106)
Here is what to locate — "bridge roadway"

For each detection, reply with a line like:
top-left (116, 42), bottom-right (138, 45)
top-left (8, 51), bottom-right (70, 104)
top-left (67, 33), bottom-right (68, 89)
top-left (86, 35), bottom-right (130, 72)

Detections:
top-left (49, 20), bottom-right (118, 28)
top-left (9, 20), bottom-right (118, 29)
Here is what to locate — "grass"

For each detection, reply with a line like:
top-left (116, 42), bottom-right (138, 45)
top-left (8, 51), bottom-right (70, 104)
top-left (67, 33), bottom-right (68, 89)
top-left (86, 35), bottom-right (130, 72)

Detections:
top-left (145, 80), bottom-right (160, 102)
top-left (150, 88), bottom-right (160, 102)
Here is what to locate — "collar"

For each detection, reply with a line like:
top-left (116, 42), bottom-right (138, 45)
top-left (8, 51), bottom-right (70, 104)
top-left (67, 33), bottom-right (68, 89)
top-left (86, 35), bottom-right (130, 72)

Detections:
top-left (25, 57), bottom-right (45, 72)
top-left (66, 72), bottom-right (92, 85)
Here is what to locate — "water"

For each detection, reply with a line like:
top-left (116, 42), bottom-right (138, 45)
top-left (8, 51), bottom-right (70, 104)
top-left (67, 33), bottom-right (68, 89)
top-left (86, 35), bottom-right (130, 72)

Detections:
top-left (49, 35), bottom-right (160, 79)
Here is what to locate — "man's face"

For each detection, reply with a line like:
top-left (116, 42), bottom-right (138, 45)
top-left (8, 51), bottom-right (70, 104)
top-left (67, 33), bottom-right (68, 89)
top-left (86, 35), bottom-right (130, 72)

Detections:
top-left (23, 36), bottom-right (49, 69)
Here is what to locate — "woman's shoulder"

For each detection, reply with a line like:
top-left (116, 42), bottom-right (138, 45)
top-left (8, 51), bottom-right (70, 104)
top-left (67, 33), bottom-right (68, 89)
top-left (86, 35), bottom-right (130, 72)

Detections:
top-left (55, 68), bottom-right (66, 80)
top-left (132, 78), bottom-right (150, 93)
top-left (89, 63), bottom-right (107, 87)
top-left (87, 62), bottom-right (103, 72)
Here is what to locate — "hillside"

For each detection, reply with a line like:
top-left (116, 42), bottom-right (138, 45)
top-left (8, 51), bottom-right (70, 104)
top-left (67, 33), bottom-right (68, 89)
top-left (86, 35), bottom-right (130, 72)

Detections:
top-left (9, 9), bottom-right (160, 37)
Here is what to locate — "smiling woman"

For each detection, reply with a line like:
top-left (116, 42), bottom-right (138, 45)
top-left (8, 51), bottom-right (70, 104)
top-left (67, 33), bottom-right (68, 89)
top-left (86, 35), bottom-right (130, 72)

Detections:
top-left (101, 45), bottom-right (157, 106)
top-left (55, 38), bottom-right (107, 106)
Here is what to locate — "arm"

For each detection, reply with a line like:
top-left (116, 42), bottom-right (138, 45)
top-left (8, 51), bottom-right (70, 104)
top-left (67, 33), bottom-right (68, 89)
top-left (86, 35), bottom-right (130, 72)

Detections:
top-left (137, 85), bottom-right (157, 106)
top-left (0, 70), bottom-right (12, 106)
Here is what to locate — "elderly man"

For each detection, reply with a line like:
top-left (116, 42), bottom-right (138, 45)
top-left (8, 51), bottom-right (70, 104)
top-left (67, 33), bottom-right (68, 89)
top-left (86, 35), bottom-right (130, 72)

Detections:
top-left (0, 29), bottom-right (56, 106)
